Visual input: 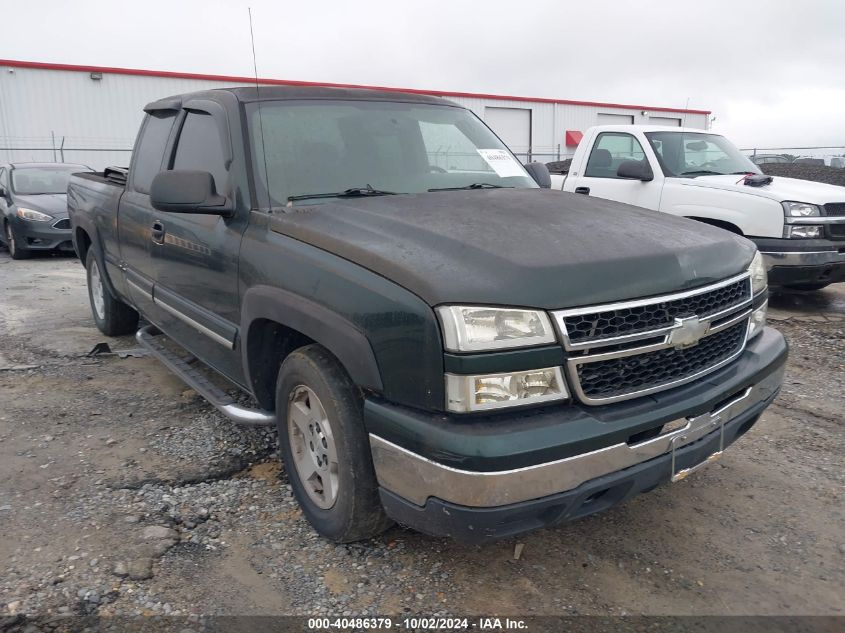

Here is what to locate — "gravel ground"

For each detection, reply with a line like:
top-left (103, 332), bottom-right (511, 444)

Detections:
top-left (1, 252), bottom-right (844, 628)
top-left (759, 163), bottom-right (845, 187)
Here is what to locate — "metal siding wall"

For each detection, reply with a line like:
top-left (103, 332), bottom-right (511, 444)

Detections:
top-left (0, 66), bottom-right (708, 169)
top-left (0, 67), bottom-right (252, 169)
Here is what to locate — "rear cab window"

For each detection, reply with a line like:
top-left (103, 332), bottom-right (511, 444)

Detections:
top-left (131, 111), bottom-right (177, 193)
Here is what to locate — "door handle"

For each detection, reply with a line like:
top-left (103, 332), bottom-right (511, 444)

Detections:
top-left (151, 220), bottom-right (165, 245)
top-left (574, 187), bottom-right (590, 195)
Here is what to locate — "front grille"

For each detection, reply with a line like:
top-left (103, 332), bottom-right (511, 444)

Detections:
top-left (52, 218), bottom-right (71, 230)
top-left (562, 277), bottom-right (750, 345)
top-left (824, 203), bottom-right (845, 216)
top-left (576, 321), bottom-right (747, 401)
top-left (553, 274), bottom-right (753, 405)
top-left (830, 224), bottom-right (845, 238)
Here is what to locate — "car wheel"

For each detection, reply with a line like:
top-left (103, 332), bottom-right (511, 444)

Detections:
top-left (783, 282), bottom-right (831, 292)
top-left (85, 248), bottom-right (139, 336)
top-left (275, 344), bottom-right (392, 542)
top-left (5, 222), bottom-right (30, 260)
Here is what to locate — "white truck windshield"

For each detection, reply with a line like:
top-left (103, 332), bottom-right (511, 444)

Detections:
top-left (644, 131), bottom-right (761, 177)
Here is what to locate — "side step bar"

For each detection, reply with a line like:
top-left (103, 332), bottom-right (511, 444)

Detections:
top-left (136, 324), bottom-right (275, 427)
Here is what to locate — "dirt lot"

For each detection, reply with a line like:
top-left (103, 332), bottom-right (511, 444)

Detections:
top-left (1, 251), bottom-right (843, 623)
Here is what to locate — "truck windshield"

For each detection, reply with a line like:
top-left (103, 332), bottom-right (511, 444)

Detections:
top-left (644, 132), bottom-right (760, 177)
top-left (11, 166), bottom-right (86, 195)
top-left (246, 100), bottom-right (537, 207)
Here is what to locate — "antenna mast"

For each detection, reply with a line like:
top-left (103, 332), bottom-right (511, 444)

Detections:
top-left (249, 7), bottom-right (272, 211)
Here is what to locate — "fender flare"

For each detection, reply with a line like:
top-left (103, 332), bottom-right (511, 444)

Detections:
top-left (240, 285), bottom-right (383, 393)
top-left (73, 217), bottom-right (122, 302)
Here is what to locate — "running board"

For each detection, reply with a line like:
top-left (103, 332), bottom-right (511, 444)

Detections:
top-left (136, 324), bottom-right (275, 426)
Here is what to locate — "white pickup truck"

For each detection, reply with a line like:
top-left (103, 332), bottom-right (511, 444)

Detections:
top-left (552, 125), bottom-right (845, 290)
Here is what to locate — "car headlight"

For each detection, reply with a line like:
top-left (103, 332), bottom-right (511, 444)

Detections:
top-left (16, 207), bottom-right (52, 222)
top-left (782, 201), bottom-right (821, 217)
top-left (747, 300), bottom-right (767, 341)
top-left (445, 367), bottom-right (568, 412)
top-left (436, 306), bottom-right (556, 352)
top-left (747, 251), bottom-right (767, 295)
top-left (784, 225), bottom-right (822, 239)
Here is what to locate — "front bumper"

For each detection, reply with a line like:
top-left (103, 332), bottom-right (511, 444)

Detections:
top-left (365, 327), bottom-right (787, 540)
top-left (754, 237), bottom-right (845, 285)
top-left (10, 216), bottom-right (73, 251)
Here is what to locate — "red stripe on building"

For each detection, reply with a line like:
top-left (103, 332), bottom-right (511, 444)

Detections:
top-left (0, 58), bottom-right (711, 115)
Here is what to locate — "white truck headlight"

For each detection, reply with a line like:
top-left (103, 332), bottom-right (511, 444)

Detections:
top-left (446, 367), bottom-right (567, 412)
top-left (16, 207), bottom-right (52, 222)
top-left (784, 225), bottom-right (822, 239)
top-left (437, 306), bottom-right (556, 352)
top-left (748, 251), bottom-right (767, 296)
top-left (782, 201), bottom-right (821, 217)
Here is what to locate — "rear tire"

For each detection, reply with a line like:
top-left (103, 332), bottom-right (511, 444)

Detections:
top-left (5, 222), bottom-right (30, 260)
top-left (783, 282), bottom-right (831, 292)
top-left (275, 344), bottom-right (392, 542)
top-left (85, 248), bottom-right (139, 336)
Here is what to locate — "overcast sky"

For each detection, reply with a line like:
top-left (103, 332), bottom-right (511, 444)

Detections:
top-left (3, 0), bottom-right (844, 149)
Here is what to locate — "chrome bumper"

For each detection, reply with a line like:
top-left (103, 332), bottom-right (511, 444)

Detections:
top-left (761, 249), bottom-right (845, 269)
top-left (369, 364), bottom-right (784, 508)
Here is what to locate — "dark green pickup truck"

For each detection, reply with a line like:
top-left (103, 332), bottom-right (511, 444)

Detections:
top-left (68, 86), bottom-right (787, 542)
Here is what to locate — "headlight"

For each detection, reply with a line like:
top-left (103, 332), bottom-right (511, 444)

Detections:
top-left (437, 306), bottom-right (556, 352)
top-left (782, 201), bottom-right (821, 217)
top-left (16, 207), bottom-right (52, 222)
top-left (747, 300), bottom-right (767, 341)
top-left (747, 251), bottom-right (767, 295)
top-left (784, 225), bottom-right (822, 239)
top-left (445, 367), bottom-right (567, 412)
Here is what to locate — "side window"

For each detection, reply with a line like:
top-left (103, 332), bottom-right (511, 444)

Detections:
top-left (132, 111), bottom-right (177, 194)
top-left (584, 132), bottom-right (647, 179)
top-left (172, 112), bottom-right (228, 193)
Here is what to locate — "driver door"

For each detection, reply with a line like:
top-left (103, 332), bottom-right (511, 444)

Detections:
top-left (575, 132), bottom-right (663, 211)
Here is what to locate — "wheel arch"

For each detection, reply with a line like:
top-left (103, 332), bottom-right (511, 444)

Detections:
top-left (241, 286), bottom-right (383, 411)
top-left (685, 216), bottom-right (745, 235)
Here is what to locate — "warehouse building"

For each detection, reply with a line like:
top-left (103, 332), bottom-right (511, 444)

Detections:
top-left (0, 59), bottom-right (710, 170)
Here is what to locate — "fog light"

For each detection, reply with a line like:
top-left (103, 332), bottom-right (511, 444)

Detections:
top-left (445, 367), bottom-right (567, 412)
top-left (784, 225), bottom-right (822, 239)
top-left (747, 301), bottom-right (767, 340)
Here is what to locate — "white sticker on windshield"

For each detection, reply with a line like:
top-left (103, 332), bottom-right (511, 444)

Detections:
top-left (476, 149), bottom-right (525, 178)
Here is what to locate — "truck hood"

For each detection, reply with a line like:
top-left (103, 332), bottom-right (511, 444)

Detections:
top-left (12, 193), bottom-right (68, 217)
top-left (269, 189), bottom-right (756, 309)
top-left (677, 174), bottom-right (845, 205)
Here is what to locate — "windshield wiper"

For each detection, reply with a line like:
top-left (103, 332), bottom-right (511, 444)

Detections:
top-left (287, 186), bottom-right (398, 203)
top-left (427, 183), bottom-right (513, 192)
top-left (679, 170), bottom-right (725, 176)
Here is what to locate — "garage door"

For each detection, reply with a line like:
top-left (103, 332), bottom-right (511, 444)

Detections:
top-left (485, 107), bottom-right (532, 160)
top-left (596, 113), bottom-right (634, 126)
top-left (649, 116), bottom-right (682, 127)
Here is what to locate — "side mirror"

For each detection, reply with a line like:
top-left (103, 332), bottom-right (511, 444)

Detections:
top-left (0, 186), bottom-right (8, 199)
top-left (616, 160), bottom-right (654, 182)
top-left (150, 170), bottom-right (232, 215)
top-left (523, 162), bottom-right (552, 188)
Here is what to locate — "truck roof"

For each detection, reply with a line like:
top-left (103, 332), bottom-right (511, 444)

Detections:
top-left (144, 85), bottom-right (459, 112)
top-left (588, 124), bottom-right (715, 134)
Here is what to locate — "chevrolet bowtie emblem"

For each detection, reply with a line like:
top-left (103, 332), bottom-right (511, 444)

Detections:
top-left (668, 316), bottom-right (709, 349)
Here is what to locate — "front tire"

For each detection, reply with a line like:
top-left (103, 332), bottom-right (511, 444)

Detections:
top-left (5, 222), bottom-right (30, 260)
top-left (275, 344), bottom-right (392, 542)
top-left (85, 248), bottom-right (139, 336)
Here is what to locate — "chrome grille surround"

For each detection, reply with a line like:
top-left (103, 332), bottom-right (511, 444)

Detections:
top-left (552, 273), bottom-right (753, 405)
